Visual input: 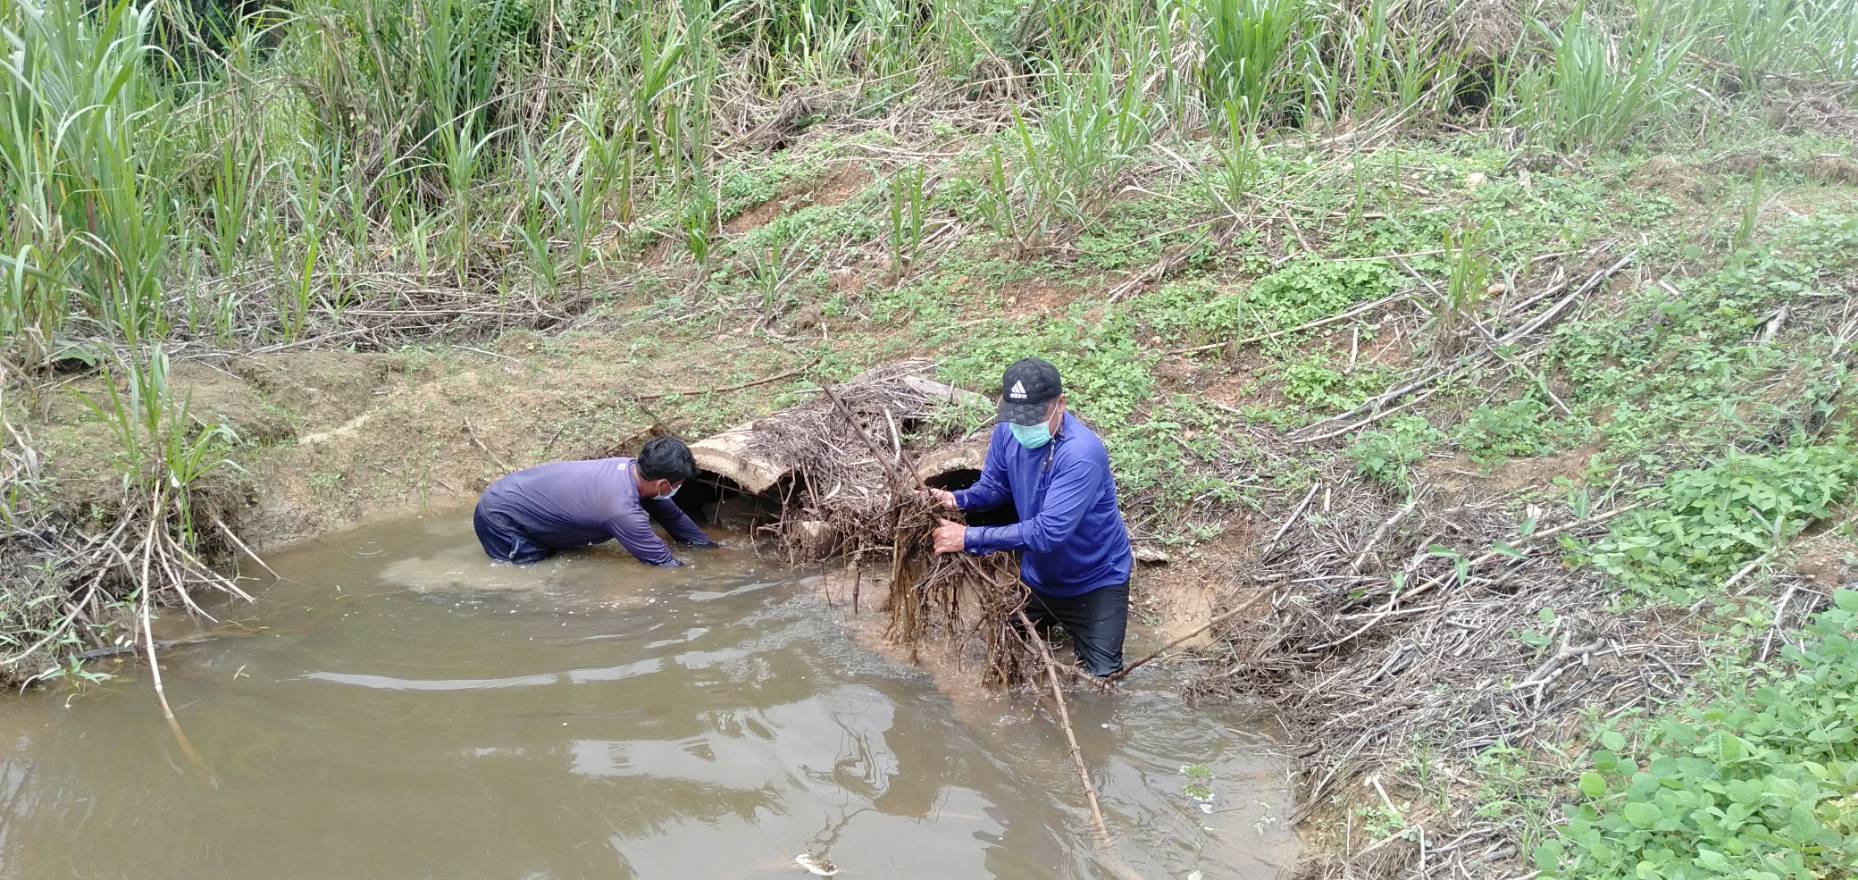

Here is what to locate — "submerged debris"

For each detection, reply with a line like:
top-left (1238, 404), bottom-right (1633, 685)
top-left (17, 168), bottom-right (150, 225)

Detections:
top-left (793, 853), bottom-right (838, 877)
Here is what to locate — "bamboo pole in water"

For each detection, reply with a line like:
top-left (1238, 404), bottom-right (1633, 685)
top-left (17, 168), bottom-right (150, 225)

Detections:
top-left (1016, 607), bottom-right (1112, 843)
top-left (1016, 609), bottom-right (1146, 880)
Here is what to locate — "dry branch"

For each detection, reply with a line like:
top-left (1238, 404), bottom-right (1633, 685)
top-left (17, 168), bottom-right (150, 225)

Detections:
top-left (635, 356), bottom-right (821, 401)
top-left (1290, 253), bottom-right (1634, 444)
top-left (1018, 607), bottom-right (1112, 842)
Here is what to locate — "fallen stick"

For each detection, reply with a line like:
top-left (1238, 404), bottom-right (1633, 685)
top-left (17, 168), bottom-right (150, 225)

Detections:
top-left (463, 420), bottom-right (512, 472)
top-left (137, 492), bottom-right (210, 777)
top-left (1016, 609), bottom-right (1146, 880)
top-left (1016, 607), bottom-right (1112, 844)
top-left (635, 356), bottom-right (821, 401)
top-left (212, 514), bottom-right (277, 581)
top-left (1105, 583), bottom-right (1279, 684)
top-left (1290, 367), bottom-right (1448, 443)
top-left (78, 633), bottom-right (214, 662)
top-left (1350, 496), bottom-right (1420, 573)
top-left (1292, 384), bottom-right (1437, 444)
top-left (1170, 291), bottom-right (1410, 356)
top-left (1307, 501), bottom-right (1647, 652)
top-left (1290, 254), bottom-right (1634, 443)
top-left (1259, 483), bottom-right (1320, 561)
top-left (1497, 253), bottom-right (1633, 341)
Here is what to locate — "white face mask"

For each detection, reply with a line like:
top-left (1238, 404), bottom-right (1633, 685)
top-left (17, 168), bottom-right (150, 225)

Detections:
top-left (661, 481), bottom-right (681, 499)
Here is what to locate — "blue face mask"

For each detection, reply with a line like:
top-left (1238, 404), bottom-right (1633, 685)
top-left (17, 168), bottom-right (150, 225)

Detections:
top-left (661, 481), bottom-right (681, 499)
top-left (1009, 421), bottom-right (1053, 450)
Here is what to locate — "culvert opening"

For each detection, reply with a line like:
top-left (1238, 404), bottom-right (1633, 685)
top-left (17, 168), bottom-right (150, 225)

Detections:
top-left (922, 467), bottom-right (1018, 527)
top-left (675, 469), bottom-right (786, 532)
top-left (1450, 61), bottom-right (1496, 116)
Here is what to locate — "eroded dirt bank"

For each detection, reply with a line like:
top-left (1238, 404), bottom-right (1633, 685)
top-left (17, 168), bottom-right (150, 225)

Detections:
top-left (19, 341), bottom-right (1241, 641)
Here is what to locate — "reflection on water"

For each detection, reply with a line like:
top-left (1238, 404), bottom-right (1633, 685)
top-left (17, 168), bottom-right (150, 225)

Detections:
top-left (0, 508), bottom-right (1297, 879)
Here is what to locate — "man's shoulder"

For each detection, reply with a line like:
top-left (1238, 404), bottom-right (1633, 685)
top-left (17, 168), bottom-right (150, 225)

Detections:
top-left (525, 456), bottom-right (625, 475)
top-left (1059, 416), bottom-right (1110, 461)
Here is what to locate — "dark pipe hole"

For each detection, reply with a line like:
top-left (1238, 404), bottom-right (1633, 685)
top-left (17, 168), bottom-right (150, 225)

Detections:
top-left (678, 470), bottom-right (783, 531)
top-left (1451, 62), bottom-right (1495, 116)
top-left (924, 468), bottom-right (1018, 527)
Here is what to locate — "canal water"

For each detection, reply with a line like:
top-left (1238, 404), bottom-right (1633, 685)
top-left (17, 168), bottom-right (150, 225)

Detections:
top-left (0, 510), bottom-right (1297, 879)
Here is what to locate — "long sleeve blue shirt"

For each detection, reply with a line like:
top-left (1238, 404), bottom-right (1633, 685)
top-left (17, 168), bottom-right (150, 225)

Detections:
top-left (953, 413), bottom-right (1133, 597)
top-left (478, 457), bottom-right (714, 566)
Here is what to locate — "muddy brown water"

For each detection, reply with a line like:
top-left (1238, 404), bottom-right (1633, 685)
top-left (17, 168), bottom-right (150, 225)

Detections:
top-left (0, 510), bottom-right (1297, 879)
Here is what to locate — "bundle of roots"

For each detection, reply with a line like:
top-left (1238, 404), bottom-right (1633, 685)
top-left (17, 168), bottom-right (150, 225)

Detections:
top-left (747, 361), bottom-right (1040, 688)
top-left (884, 497), bottom-right (1034, 688)
top-left (749, 360), bottom-right (946, 558)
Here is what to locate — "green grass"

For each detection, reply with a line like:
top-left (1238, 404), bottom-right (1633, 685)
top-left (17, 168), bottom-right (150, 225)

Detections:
top-left (6, 0), bottom-right (1847, 365)
top-left (78, 346), bottom-right (240, 542)
top-left (1543, 212), bottom-right (1858, 473)
top-left (1346, 413), bottom-right (1439, 494)
top-left (1537, 591), bottom-right (1858, 879)
top-left (1, 0), bottom-right (1856, 867)
top-left (1586, 440), bottom-right (1858, 605)
top-left (1457, 397), bottom-right (1574, 466)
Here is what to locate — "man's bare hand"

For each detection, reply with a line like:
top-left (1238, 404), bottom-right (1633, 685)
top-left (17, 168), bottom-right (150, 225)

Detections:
top-left (931, 518), bottom-right (967, 555)
top-left (920, 488), bottom-right (957, 511)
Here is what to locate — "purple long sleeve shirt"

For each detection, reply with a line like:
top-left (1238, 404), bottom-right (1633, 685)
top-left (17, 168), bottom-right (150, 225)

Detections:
top-left (477, 457), bottom-right (713, 566)
top-left (954, 413), bottom-right (1133, 597)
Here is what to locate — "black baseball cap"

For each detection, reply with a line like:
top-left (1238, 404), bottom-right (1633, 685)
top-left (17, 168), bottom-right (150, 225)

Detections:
top-left (997, 358), bottom-right (1063, 426)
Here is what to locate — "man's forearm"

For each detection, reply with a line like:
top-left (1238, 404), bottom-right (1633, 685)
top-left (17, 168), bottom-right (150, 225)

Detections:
top-left (955, 485), bottom-right (1008, 512)
top-left (963, 524), bottom-right (1022, 555)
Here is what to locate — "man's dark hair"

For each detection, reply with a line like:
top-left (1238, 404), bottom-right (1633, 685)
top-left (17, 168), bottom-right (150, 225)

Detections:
top-left (637, 436), bottom-right (698, 483)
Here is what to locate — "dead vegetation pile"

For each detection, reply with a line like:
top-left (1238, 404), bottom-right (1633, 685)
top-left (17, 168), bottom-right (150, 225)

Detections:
top-left (1186, 269), bottom-right (1857, 878)
top-left (745, 360), bottom-right (1040, 688)
top-left (1197, 467), bottom-right (1659, 875)
top-left (0, 399), bottom-right (252, 690)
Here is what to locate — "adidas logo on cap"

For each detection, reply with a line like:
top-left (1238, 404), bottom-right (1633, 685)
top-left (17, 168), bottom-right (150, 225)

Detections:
top-left (1008, 380), bottom-right (1027, 399)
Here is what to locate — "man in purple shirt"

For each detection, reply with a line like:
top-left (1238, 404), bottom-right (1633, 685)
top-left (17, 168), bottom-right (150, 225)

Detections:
top-left (926, 358), bottom-right (1134, 676)
top-left (473, 436), bottom-right (716, 567)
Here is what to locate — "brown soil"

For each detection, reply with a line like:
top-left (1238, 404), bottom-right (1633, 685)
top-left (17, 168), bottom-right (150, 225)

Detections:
top-left (724, 197), bottom-right (790, 235)
top-left (1132, 526), bottom-right (1262, 651)
top-left (1794, 511), bottom-right (1858, 592)
top-left (815, 164), bottom-right (871, 207)
top-left (1423, 443), bottom-right (1598, 502)
top-left (724, 164), bottom-right (871, 235)
top-left (28, 336), bottom-right (818, 553)
top-left (1159, 350), bottom-right (1281, 411)
top-left (999, 278), bottom-right (1086, 313)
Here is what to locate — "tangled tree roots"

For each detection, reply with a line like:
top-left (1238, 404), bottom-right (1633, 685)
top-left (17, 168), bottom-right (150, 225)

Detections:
top-left (886, 504), bottom-right (1034, 688)
top-left (747, 361), bottom-right (1041, 688)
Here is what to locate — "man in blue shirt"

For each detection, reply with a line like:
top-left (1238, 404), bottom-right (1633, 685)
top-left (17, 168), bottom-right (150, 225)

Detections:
top-left (927, 358), bottom-right (1134, 676)
top-left (473, 436), bottom-right (716, 566)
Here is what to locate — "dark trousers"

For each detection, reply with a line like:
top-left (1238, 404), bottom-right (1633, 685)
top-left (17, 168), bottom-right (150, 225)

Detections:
top-left (473, 503), bottom-right (553, 564)
top-left (1021, 583), bottom-right (1129, 677)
